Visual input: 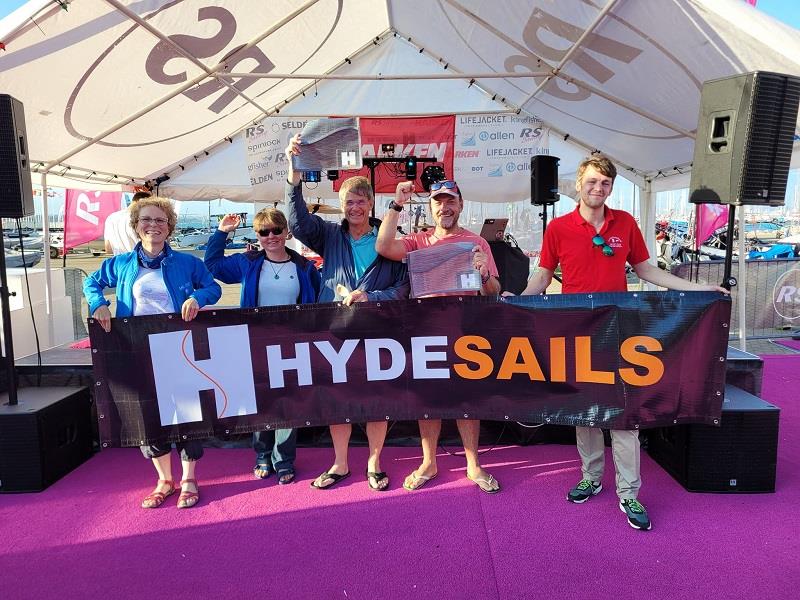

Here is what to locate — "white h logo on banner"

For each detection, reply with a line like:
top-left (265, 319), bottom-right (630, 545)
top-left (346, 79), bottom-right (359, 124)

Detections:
top-left (148, 325), bottom-right (257, 425)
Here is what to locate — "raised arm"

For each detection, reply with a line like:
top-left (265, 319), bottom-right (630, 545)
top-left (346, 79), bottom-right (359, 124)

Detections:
top-left (203, 214), bottom-right (245, 284)
top-left (284, 135), bottom-right (327, 254)
top-left (375, 181), bottom-right (414, 261)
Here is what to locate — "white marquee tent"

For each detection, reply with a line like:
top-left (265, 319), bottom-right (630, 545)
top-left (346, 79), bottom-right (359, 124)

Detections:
top-left (2, 0), bottom-right (799, 193)
top-left (1, 0), bottom-right (800, 345)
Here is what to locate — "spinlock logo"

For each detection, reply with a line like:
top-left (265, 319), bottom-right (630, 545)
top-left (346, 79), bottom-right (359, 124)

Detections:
top-left (479, 131), bottom-right (514, 142)
top-left (773, 267), bottom-right (800, 321)
top-left (148, 326), bottom-right (665, 425)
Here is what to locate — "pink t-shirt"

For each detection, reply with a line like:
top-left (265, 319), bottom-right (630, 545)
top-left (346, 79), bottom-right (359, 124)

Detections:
top-left (401, 229), bottom-right (499, 297)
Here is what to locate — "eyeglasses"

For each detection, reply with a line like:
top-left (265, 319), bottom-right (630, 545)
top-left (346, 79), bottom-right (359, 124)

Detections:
top-left (429, 180), bottom-right (458, 192)
top-left (592, 234), bottom-right (614, 256)
top-left (258, 227), bottom-right (284, 236)
top-left (138, 217), bottom-right (168, 226)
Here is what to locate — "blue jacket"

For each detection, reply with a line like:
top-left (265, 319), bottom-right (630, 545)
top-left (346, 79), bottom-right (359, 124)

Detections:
top-left (203, 229), bottom-right (321, 307)
top-left (285, 183), bottom-right (409, 303)
top-left (83, 244), bottom-right (222, 317)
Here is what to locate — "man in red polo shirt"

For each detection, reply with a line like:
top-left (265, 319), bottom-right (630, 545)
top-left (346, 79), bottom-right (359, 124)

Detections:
top-left (518, 154), bottom-right (727, 530)
top-left (376, 179), bottom-right (502, 494)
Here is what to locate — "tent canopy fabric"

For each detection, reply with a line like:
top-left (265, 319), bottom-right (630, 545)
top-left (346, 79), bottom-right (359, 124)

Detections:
top-left (1, 0), bottom-right (799, 197)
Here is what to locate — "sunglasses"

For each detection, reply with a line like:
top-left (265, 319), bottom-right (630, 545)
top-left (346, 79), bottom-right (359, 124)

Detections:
top-left (430, 180), bottom-right (458, 192)
top-left (258, 227), bottom-right (285, 236)
top-left (592, 234), bottom-right (614, 257)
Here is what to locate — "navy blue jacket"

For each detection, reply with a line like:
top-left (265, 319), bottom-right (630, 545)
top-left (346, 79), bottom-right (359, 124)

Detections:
top-left (203, 229), bottom-right (320, 307)
top-left (285, 183), bottom-right (409, 303)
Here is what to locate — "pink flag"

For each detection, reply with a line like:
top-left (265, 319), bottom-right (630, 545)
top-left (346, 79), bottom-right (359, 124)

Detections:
top-left (64, 190), bottom-right (122, 250)
top-left (695, 203), bottom-right (729, 250)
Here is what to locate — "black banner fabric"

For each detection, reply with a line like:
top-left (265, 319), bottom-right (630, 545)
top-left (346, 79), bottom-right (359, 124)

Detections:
top-left (89, 292), bottom-right (731, 447)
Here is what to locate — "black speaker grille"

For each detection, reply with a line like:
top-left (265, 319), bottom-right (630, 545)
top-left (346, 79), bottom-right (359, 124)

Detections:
top-left (0, 94), bottom-right (35, 218)
top-left (739, 73), bottom-right (800, 206)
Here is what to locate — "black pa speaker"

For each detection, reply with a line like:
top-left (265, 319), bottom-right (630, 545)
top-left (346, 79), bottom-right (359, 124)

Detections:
top-left (689, 71), bottom-right (800, 206)
top-left (530, 155), bottom-right (559, 206)
top-left (646, 385), bottom-right (779, 493)
top-left (0, 94), bottom-right (35, 218)
top-left (0, 387), bottom-right (94, 492)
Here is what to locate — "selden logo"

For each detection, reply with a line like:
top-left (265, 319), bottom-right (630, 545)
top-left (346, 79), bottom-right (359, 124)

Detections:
top-left (773, 267), bottom-right (800, 321)
top-left (148, 327), bottom-right (664, 425)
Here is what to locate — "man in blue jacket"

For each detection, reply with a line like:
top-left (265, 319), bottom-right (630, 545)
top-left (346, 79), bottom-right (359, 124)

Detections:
top-left (285, 134), bottom-right (409, 492)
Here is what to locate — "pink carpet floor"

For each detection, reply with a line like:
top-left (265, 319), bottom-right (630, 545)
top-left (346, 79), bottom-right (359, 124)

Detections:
top-left (1, 355), bottom-right (798, 599)
top-left (772, 337), bottom-right (800, 352)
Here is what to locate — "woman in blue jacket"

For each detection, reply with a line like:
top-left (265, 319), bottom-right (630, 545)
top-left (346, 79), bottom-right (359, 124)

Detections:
top-left (84, 197), bottom-right (221, 510)
top-left (204, 208), bottom-right (321, 485)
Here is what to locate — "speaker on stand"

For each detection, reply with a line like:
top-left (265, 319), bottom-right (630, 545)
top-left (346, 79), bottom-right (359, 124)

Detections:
top-left (0, 95), bottom-right (93, 492)
top-left (689, 71), bottom-right (800, 289)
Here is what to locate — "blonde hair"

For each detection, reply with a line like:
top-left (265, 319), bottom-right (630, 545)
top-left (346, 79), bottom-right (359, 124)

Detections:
top-left (129, 197), bottom-right (178, 237)
top-left (338, 176), bottom-right (374, 205)
top-left (576, 154), bottom-right (617, 186)
top-left (253, 207), bottom-right (288, 232)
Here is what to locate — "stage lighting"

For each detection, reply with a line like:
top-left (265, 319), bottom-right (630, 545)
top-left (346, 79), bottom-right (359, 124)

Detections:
top-left (326, 170), bottom-right (339, 181)
top-left (302, 170), bottom-right (322, 183)
top-left (381, 143), bottom-right (395, 155)
top-left (420, 165), bottom-right (446, 191)
top-left (405, 156), bottom-right (417, 180)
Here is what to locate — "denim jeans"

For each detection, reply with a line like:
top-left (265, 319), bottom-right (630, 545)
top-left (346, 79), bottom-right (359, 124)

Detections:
top-left (140, 440), bottom-right (204, 462)
top-left (253, 428), bottom-right (296, 472)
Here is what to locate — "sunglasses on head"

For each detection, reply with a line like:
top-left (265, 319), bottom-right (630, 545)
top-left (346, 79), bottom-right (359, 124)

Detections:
top-left (258, 227), bottom-right (284, 236)
top-left (429, 180), bottom-right (457, 192)
top-left (592, 234), bottom-right (614, 257)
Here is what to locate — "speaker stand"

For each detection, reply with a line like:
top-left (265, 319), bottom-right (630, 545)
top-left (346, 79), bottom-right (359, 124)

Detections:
top-left (0, 219), bottom-right (19, 405)
top-left (721, 204), bottom-right (737, 291)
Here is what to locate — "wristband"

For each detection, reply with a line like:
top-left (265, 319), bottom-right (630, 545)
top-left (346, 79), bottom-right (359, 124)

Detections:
top-left (388, 200), bottom-right (403, 212)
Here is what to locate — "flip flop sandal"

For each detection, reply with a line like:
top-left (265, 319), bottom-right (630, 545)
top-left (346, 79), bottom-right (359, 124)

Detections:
top-left (310, 471), bottom-right (350, 490)
top-left (141, 479), bottom-right (176, 508)
top-left (467, 473), bottom-right (501, 494)
top-left (403, 471), bottom-right (437, 491)
top-left (366, 471), bottom-right (390, 492)
top-left (177, 478), bottom-right (200, 508)
top-left (277, 469), bottom-right (296, 485)
top-left (253, 464), bottom-right (273, 480)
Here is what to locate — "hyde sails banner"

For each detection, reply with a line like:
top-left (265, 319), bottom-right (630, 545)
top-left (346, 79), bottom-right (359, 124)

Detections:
top-left (90, 293), bottom-right (731, 447)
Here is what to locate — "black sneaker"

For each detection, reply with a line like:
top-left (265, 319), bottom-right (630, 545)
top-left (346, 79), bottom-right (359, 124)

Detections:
top-left (566, 479), bottom-right (602, 503)
top-left (619, 499), bottom-right (652, 531)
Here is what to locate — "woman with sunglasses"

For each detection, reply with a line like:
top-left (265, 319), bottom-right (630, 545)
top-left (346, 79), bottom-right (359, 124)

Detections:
top-left (204, 208), bottom-right (321, 485)
top-left (84, 197), bottom-right (222, 510)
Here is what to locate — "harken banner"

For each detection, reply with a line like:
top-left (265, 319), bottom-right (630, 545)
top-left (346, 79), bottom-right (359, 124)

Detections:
top-left (89, 293), bottom-right (731, 447)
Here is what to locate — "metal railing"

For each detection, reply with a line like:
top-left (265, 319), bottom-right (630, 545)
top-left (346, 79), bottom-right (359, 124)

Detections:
top-left (674, 258), bottom-right (800, 340)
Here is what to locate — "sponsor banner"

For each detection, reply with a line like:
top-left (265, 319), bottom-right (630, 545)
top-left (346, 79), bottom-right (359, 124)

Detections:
top-left (244, 117), bottom-right (310, 196)
top-left (90, 293), bottom-right (730, 447)
top-left (453, 114), bottom-right (550, 203)
top-left (335, 116), bottom-right (455, 194)
top-left (64, 190), bottom-right (122, 250)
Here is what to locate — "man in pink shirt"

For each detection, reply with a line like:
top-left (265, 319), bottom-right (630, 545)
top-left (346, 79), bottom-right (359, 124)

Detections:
top-left (376, 179), bottom-right (501, 494)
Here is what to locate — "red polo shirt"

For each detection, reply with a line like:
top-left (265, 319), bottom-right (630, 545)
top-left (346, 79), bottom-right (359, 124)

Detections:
top-left (539, 206), bottom-right (649, 293)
